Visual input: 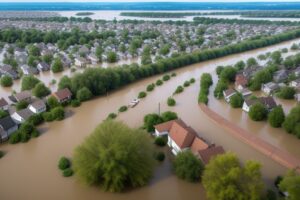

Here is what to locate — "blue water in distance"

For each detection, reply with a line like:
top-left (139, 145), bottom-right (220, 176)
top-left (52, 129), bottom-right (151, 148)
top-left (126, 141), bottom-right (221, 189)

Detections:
top-left (1, 2), bottom-right (300, 11)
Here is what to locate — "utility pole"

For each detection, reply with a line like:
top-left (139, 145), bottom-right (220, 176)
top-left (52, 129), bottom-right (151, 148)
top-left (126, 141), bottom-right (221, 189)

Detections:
top-left (158, 102), bottom-right (161, 116)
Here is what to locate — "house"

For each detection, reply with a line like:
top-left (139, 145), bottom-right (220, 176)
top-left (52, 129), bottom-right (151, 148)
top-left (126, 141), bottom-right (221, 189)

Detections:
top-left (242, 98), bottom-right (258, 112)
top-left (154, 119), bottom-right (187, 137)
top-left (53, 88), bottom-right (72, 103)
top-left (190, 137), bottom-right (209, 155)
top-left (0, 98), bottom-right (9, 111)
top-left (235, 74), bottom-right (248, 91)
top-left (261, 82), bottom-right (280, 95)
top-left (240, 88), bottom-right (252, 98)
top-left (242, 66), bottom-right (262, 78)
top-left (87, 54), bottom-right (99, 65)
top-left (167, 122), bottom-right (197, 155)
top-left (74, 57), bottom-right (88, 68)
top-left (37, 62), bottom-right (50, 72)
top-left (223, 89), bottom-right (237, 103)
top-left (0, 65), bottom-right (19, 80)
top-left (79, 46), bottom-right (90, 55)
top-left (14, 91), bottom-right (32, 103)
top-left (260, 96), bottom-right (277, 111)
top-left (289, 79), bottom-right (300, 88)
top-left (28, 100), bottom-right (46, 114)
top-left (0, 116), bottom-right (18, 142)
top-left (198, 145), bottom-right (225, 165)
top-left (21, 65), bottom-right (39, 75)
top-left (273, 69), bottom-right (288, 83)
top-left (11, 108), bottom-right (34, 124)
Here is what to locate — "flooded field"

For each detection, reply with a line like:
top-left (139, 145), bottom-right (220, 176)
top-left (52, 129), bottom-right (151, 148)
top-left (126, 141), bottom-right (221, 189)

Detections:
top-left (0, 38), bottom-right (300, 200)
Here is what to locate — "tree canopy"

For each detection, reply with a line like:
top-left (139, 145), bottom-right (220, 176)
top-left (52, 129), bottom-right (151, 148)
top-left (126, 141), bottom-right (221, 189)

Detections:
top-left (279, 170), bottom-right (300, 200)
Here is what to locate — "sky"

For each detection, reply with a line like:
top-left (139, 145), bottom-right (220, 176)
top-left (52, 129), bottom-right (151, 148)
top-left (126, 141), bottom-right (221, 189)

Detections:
top-left (2, 0), bottom-right (300, 2)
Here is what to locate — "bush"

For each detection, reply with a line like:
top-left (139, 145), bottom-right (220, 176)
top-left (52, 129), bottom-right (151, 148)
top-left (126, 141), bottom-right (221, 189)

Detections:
top-left (76, 87), bottom-right (93, 102)
top-left (63, 168), bottom-right (74, 177)
top-left (21, 75), bottom-right (40, 91)
top-left (16, 100), bottom-right (29, 111)
top-left (154, 137), bottom-right (167, 147)
top-left (9, 132), bottom-right (21, 144)
top-left (216, 66), bottom-right (224, 75)
top-left (51, 107), bottom-right (65, 120)
top-left (162, 74), bottom-right (171, 81)
top-left (214, 79), bottom-right (228, 99)
top-left (0, 109), bottom-right (9, 119)
top-left (32, 83), bottom-right (51, 98)
top-left (249, 103), bottom-right (268, 121)
top-left (27, 114), bottom-right (44, 126)
top-left (173, 151), bottom-right (204, 182)
top-left (155, 152), bottom-right (165, 162)
top-left (230, 93), bottom-right (244, 108)
top-left (189, 78), bottom-right (195, 84)
top-left (146, 83), bottom-right (155, 92)
top-left (0, 75), bottom-right (13, 87)
top-left (268, 106), bottom-right (285, 128)
top-left (199, 73), bottom-right (213, 104)
top-left (161, 111), bottom-right (178, 122)
top-left (71, 99), bottom-right (81, 107)
top-left (0, 150), bottom-right (4, 158)
top-left (265, 189), bottom-right (277, 200)
top-left (138, 91), bottom-right (147, 98)
top-left (276, 87), bottom-right (296, 99)
top-left (167, 97), bottom-right (176, 106)
top-left (171, 72), bottom-right (176, 77)
top-left (119, 105), bottom-right (128, 112)
top-left (42, 112), bottom-right (54, 122)
top-left (107, 113), bottom-right (117, 120)
top-left (58, 157), bottom-right (71, 170)
top-left (31, 129), bottom-right (40, 138)
top-left (156, 79), bottom-right (163, 86)
top-left (47, 96), bottom-right (60, 109)
top-left (173, 86), bottom-right (184, 94)
top-left (183, 81), bottom-right (190, 87)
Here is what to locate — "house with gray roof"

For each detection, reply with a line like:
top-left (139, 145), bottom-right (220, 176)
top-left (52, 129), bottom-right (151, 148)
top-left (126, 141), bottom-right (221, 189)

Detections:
top-left (0, 116), bottom-right (18, 142)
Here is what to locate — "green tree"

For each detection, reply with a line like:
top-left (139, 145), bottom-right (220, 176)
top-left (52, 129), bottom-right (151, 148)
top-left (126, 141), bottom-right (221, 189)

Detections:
top-left (51, 58), bottom-right (63, 73)
top-left (173, 151), bottom-right (204, 182)
top-left (167, 97), bottom-right (176, 106)
top-left (42, 54), bottom-right (53, 64)
top-left (268, 106), bottom-right (285, 128)
top-left (277, 87), bottom-right (296, 99)
top-left (230, 93), bottom-right (244, 108)
top-left (249, 103), bottom-right (268, 121)
top-left (32, 83), bottom-right (51, 98)
top-left (220, 67), bottom-right (237, 82)
top-left (21, 75), bottom-right (40, 91)
top-left (214, 80), bottom-right (228, 99)
top-left (107, 51), bottom-right (117, 63)
top-left (279, 170), bottom-right (300, 200)
top-left (0, 109), bottom-right (9, 119)
top-left (161, 111), bottom-right (178, 122)
top-left (247, 57), bottom-right (258, 67)
top-left (47, 96), bottom-right (60, 109)
top-left (0, 75), bottom-right (13, 87)
top-left (202, 153), bottom-right (264, 200)
top-left (234, 61), bottom-right (246, 70)
top-left (51, 107), bottom-right (65, 120)
top-left (16, 101), bottom-right (29, 111)
top-left (143, 113), bottom-right (163, 132)
top-left (95, 46), bottom-right (103, 62)
top-left (76, 87), bottom-right (93, 102)
top-left (73, 120), bottom-right (155, 192)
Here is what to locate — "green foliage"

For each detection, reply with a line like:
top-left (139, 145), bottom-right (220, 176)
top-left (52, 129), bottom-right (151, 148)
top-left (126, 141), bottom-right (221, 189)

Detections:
top-left (21, 75), bottom-right (40, 91)
top-left (32, 83), bottom-right (51, 98)
top-left (173, 86), bottom-right (184, 95)
top-left (154, 137), bottom-right (167, 147)
top-left (219, 66), bottom-right (237, 82)
top-left (42, 112), bottom-right (54, 122)
top-left (156, 79), bottom-right (163, 86)
top-left (0, 109), bottom-right (9, 119)
top-left (183, 81), bottom-right (190, 87)
top-left (161, 111), bottom-right (178, 122)
top-left (138, 91), bottom-right (147, 98)
top-left (143, 111), bottom-right (178, 132)
top-left (189, 78), bottom-right (195, 84)
top-left (47, 96), bottom-right (60, 109)
top-left (16, 101), bottom-right (29, 111)
top-left (173, 151), bottom-right (204, 182)
top-left (9, 132), bottom-right (21, 144)
top-left (276, 87), bottom-right (296, 99)
top-left (171, 72), bottom-right (176, 77)
top-left (51, 58), bottom-right (63, 73)
top-left (265, 189), bottom-right (277, 200)
top-left (155, 152), bottom-right (165, 162)
top-left (71, 99), bottom-right (81, 107)
top-left (230, 93), bottom-right (244, 108)
top-left (73, 120), bottom-right (155, 192)
top-left (51, 107), bottom-right (65, 121)
top-left (249, 103), bottom-right (268, 121)
top-left (146, 83), bottom-right (155, 92)
top-left (279, 170), bottom-right (300, 200)
top-left (167, 97), bottom-right (176, 106)
top-left (27, 114), bottom-right (44, 126)
top-left (199, 73), bottom-right (213, 104)
top-left (0, 150), bottom-right (4, 159)
top-left (107, 51), bottom-right (117, 63)
top-left (282, 105), bottom-right (300, 138)
top-left (118, 106), bottom-right (128, 112)
top-left (249, 69), bottom-right (273, 91)
top-left (202, 153), bottom-right (264, 200)
top-left (63, 168), bottom-right (74, 177)
top-left (247, 57), bottom-right (258, 67)
top-left (268, 106), bottom-right (285, 128)
top-left (76, 87), bottom-right (93, 102)
top-left (291, 43), bottom-right (299, 50)
top-left (214, 79), bottom-right (228, 99)
top-left (58, 76), bottom-right (72, 90)
top-left (162, 74), bottom-right (170, 81)
top-left (107, 112), bottom-right (117, 120)
top-left (270, 51), bottom-right (282, 64)
top-left (0, 75), bottom-right (13, 87)
top-left (58, 157), bottom-right (71, 170)
top-left (216, 66), bottom-right (224, 76)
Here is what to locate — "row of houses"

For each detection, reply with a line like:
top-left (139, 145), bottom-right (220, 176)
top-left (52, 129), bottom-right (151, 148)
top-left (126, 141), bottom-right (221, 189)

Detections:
top-left (0, 88), bottom-right (72, 143)
top-left (154, 119), bottom-right (225, 165)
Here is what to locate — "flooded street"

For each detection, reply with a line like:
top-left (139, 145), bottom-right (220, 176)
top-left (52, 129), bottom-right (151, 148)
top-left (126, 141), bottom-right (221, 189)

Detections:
top-left (1, 38), bottom-right (300, 199)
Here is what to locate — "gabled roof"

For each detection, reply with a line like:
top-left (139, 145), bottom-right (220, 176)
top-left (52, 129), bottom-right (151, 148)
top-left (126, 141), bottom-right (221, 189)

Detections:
top-left (14, 91), bottom-right (31, 101)
top-left (29, 100), bottom-right (46, 110)
top-left (53, 88), bottom-right (72, 100)
top-left (0, 98), bottom-right (8, 108)
top-left (198, 146), bottom-right (225, 165)
top-left (223, 89), bottom-right (236, 98)
top-left (0, 116), bottom-right (16, 131)
top-left (154, 119), bottom-right (187, 133)
top-left (235, 74), bottom-right (248, 86)
top-left (169, 122), bottom-right (196, 149)
top-left (190, 137), bottom-right (209, 154)
top-left (260, 97), bottom-right (277, 109)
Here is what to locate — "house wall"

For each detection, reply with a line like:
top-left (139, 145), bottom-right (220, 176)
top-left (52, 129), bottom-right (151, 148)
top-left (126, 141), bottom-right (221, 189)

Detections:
top-left (154, 129), bottom-right (169, 137)
top-left (168, 135), bottom-right (182, 155)
top-left (11, 113), bottom-right (24, 124)
top-left (242, 102), bottom-right (250, 112)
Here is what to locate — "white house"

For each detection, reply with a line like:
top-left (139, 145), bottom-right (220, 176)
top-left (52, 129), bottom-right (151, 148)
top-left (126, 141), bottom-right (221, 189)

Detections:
top-left (242, 99), bottom-right (257, 112)
top-left (261, 82), bottom-right (280, 95)
top-left (11, 108), bottom-right (34, 124)
top-left (28, 100), bottom-right (46, 114)
top-left (223, 89), bottom-right (237, 103)
top-left (74, 57), bottom-right (88, 68)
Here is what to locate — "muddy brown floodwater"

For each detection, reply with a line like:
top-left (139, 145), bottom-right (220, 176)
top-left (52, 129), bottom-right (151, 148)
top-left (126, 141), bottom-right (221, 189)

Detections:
top-left (1, 39), bottom-right (300, 200)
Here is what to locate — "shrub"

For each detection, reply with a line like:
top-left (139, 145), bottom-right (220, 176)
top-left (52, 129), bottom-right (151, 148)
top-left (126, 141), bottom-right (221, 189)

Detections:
top-left (156, 79), bottom-right (163, 86)
top-left (76, 87), bottom-right (93, 102)
top-left (154, 137), bottom-right (167, 147)
top-left (216, 66), bottom-right (224, 75)
top-left (268, 106), bottom-right (285, 128)
top-left (21, 75), bottom-right (40, 90)
top-left (162, 74), bottom-right (170, 81)
top-left (9, 132), bottom-right (21, 144)
top-left (63, 168), bottom-right (74, 177)
top-left (173, 86), bottom-right (184, 94)
top-left (58, 157), bottom-right (71, 170)
top-left (31, 129), bottom-right (40, 138)
top-left (276, 87), bottom-right (296, 99)
top-left (183, 81), bottom-right (190, 87)
top-left (16, 100), bottom-right (29, 111)
top-left (119, 106), bottom-right (128, 112)
top-left (42, 112), bottom-right (54, 122)
top-left (146, 83), bottom-right (155, 92)
top-left (171, 72), bottom-right (176, 77)
top-left (47, 96), bottom-right (60, 109)
top-left (51, 107), bottom-right (65, 120)
top-left (138, 91), bottom-right (147, 98)
top-left (107, 112), bottom-right (117, 120)
top-left (189, 78), bottom-right (195, 84)
top-left (0, 75), bottom-right (13, 87)
top-left (27, 114), bottom-right (44, 126)
top-left (249, 103), bottom-right (268, 121)
top-left (265, 189), bottom-right (277, 200)
top-left (214, 79), bottom-right (228, 99)
top-left (199, 73), bottom-right (213, 104)
top-left (0, 150), bottom-right (4, 158)
top-left (167, 97), bottom-right (176, 106)
top-left (0, 109), bottom-right (9, 119)
top-left (230, 93), bottom-right (244, 108)
top-left (173, 151), bottom-right (204, 182)
top-left (32, 83), bottom-right (51, 98)
top-left (71, 99), bottom-right (81, 107)
top-left (155, 152), bottom-right (165, 162)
